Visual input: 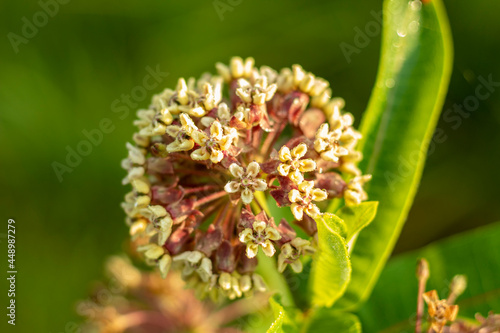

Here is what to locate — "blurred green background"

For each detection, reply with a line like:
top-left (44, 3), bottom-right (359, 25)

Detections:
top-left (1, 0), bottom-right (499, 331)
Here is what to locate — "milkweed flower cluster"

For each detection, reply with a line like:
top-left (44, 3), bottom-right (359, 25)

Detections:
top-left (121, 57), bottom-right (370, 300)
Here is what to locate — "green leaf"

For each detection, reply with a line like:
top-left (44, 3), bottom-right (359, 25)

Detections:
top-left (303, 309), bottom-right (362, 333)
top-left (357, 222), bottom-right (500, 333)
top-left (268, 296), bottom-right (300, 333)
top-left (309, 213), bottom-right (351, 307)
top-left (335, 201), bottom-right (378, 242)
top-left (268, 297), bottom-right (285, 333)
top-left (336, 0), bottom-right (453, 310)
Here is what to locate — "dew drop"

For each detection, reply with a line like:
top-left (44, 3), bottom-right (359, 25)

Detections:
top-left (385, 78), bottom-right (395, 88)
top-left (409, 20), bottom-right (420, 33)
top-left (397, 29), bottom-right (407, 37)
top-left (410, 0), bottom-right (422, 11)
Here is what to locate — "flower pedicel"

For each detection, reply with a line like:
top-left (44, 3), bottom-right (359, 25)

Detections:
top-left (121, 57), bottom-right (371, 300)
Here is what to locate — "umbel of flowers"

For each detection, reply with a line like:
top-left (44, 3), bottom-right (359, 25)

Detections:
top-left (121, 57), bottom-right (371, 300)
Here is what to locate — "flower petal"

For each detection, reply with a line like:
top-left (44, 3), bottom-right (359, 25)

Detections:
top-left (246, 243), bottom-right (259, 258)
top-left (299, 159), bottom-right (316, 173)
top-left (144, 245), bottom-right (164, 260)
top-left (219, 135), bottom-right (233, 151)
top-left (316, 123), bottom-right (329, 139)
top-left (197, 257), bottom-right (213, 282)
top-left (191, 131), bottom-right (208, 146)
top-left (246, 161), bottom-right (260, 178)
top-left (289, 169), bottom-right (304, 184)
top-left (210, 150), bottom-right (224, 163)
top-left (290, 260), bottom-right (303, 273)
top-left (278, 146), bottom-right (291, 162)
top-left (239, 228), bottom-right (254, 243)
top-left (298, 180), bottom-right (314, 193)
top-left (314, 138), bottom-right (329, 153)
top-left (189, 106), bottom-right (206, 117)
top-left (265, 227), bottom-right (281, 241)
top-left (224, 181), bottom-right (241, 193)
top-left (288, 189), bottom-right (301, 203)
top-left (291, 203), bottom-right (304, 221)
top-left (320, 149), bottom-right (339, 162)
top-left (210, 121), bottom-right (223, 140)
top-left (277, 163), bottom-right (291, 176)
top-left (191, 148), bottom-right (210, 160)
top-left (312, 188), bottom-right (328, 201)
top-left (158, 255), bottom-right (171, 278)
top-left (277, 253), bottom-right (287, 273)
top-left (261, 240), bottom-right (276, 257)
top-left (253, 221), bottom-right (267, 233)
top-left (229, 163), bottom-right (244, 178)
top-left (253, 179), bottom-right (268, 192)
top-left (291, 143), bottom-right (307, 159)
top-left (241, 188), bottom-right (254, 204)
top-left (305, 204), bottom-right (320, 218)
top-left (180, 113), bottom-right (196, 134)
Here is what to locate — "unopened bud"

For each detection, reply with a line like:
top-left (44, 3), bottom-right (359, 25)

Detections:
top-left (450, 275), bottom-right (467, 298)
top-left (151, 143), bottom-right (168, 157)
top-left (417, 258), bottom-right (430, 281)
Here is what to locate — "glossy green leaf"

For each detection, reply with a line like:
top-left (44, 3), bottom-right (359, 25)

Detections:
top-left (310, 213), bottom-right (351, 307)
top-left (268, 297), bottom-right (285, 333)
top-left (303, 309), bottom-right (362, 333)
top-left (357, 222), bottom-right (500, 333)
top-left (336, 0), bottom-right (453, 310)
top-left (336, 201), bottom-right (378, 242)
top-left (267, 296), bottom-right (300, 333)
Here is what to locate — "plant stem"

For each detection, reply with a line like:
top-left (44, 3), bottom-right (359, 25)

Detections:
top-left (252, 191), bottom-right (295, 307)
top-left (193, 191), bottom-right (227, 208)
top-left (416, 259), bottom-right (430, 333)
top-left (256, 251), bottom-right (295, 307)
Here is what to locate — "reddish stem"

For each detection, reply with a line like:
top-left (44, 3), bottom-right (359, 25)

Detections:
top-left (261, 121), bottom-right (286, 157)
top-left (182, 185), bottom-right (221, 194)
top-left (193, 191), bottom-right (228, 208)
top-left (113, 311), bottom-right (173, 330)
top-left (416, 259), bottom-right (430, 333)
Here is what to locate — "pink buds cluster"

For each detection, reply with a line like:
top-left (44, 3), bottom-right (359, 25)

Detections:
top-left (121, 57), bottom-right (370, 300)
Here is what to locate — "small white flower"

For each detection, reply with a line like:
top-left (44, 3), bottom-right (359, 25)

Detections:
top-left (147, 205), bottom-right (173, 245)
top-left (344, 175), bottom-right (372, 207)
top-left (137, 244), bottom-right (171, 278)
top-left (224, 162), bottom-right (267, 204)
top-left (173, 251), bottom-right (213, 283)
top-left (277, 238), bottom-right (315, 273)
top-left (239, 221), bottom-right (281, 258)
top-left (190, 120), bottom-right (235, 163)
top-left (277, 143), bottom-right (316, 184)
top-left (165, 113), bottom-right (197, 153)
top-left (288, 181), bottom-right (327, 220)
top-left (314, 123), bottom-right (349, 162)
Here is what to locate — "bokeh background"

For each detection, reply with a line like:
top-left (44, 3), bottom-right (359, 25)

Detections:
top-left (1, 0), bottom-right (499, 331)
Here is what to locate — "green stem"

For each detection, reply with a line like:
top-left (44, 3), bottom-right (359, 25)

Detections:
top-left (326, 197), bottom-right (344, 214)
top-left (253, 191), bottom-right (295, 307)
top-left (256, 252), bottom-right (295, 307)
